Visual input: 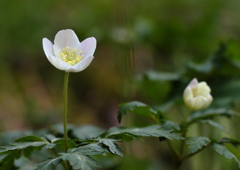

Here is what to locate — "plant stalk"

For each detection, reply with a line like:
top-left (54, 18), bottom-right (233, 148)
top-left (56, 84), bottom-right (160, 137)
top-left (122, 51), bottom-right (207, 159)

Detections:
top-left (63, 72), bottom-right (70, 170)
top-left (63, 72), bottom-right (70, 153)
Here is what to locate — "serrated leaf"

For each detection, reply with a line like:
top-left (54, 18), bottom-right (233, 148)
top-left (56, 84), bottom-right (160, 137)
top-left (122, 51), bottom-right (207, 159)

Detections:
top-left (117, 101), bottom-right (162, 123)
top-left (34, 157), bottom-right (62, 170)
top-left (0, 142), bottom-right (47, 153)
top-left (52, 138), bottom-right (76, 151)
top-left (187, 137), bottom-right (211, 153)
top-left (99, 139), bottom-right (123, 157)
top-left (105, 125), bottom-right (183, 140)
top-left (161, 121), bottom-right (180, 131)
top-left (212, 143), bottom-right (240, 168)
top-left (69, 143), bottom-right (106, 156)
top-left (199, 120), bottom-right (228, 133)
top-left (188, 108), bottom-right (240, 123)
top-left (62, 153), bottom-right (101, 170)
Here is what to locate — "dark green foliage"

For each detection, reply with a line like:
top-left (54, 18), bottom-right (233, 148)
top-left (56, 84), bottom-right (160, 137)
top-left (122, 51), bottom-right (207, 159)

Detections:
top-left (161, 121), bottom-right (180, 131)
top-left (0, 133), bottom-right (123, 170)
top-left (199, 120), bottom-right (228, 133)
top-left (62, 153), bottom-right (101, 170)
top-left (117, 101), bottom-right (162, 123)
top-left (187, 137), bottom-right (211, 153)
top-left (0, 142), bottom-right (47, 154)
top-left (35, 157), bottom-right (63, 170)
top-left (72, 138), bottom-right (123, 157)
top-left (98, 139), bottom-right (123, 157)
top-left (105, 125), bottom-right (183, 140)
top-left (15, 135), bottom-right (46, 142)
top-left (188, 108), bottom-right (240, 124)
top-left (212, 143), bottom-right (240, 168)
top-left (0, 135), bottom-right (48, 170)
top-left (70, 143), bottom-right (107, 156)
top-left (0, 150), bottom-right (21, 170)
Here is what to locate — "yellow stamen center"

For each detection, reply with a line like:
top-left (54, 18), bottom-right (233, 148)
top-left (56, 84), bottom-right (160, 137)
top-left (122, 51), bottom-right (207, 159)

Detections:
top-left (59, 46), bottom-right (84, 66)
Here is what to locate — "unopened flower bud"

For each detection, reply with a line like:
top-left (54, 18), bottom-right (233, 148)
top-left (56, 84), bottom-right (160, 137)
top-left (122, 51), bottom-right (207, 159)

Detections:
top-left (183, 78), bottom-right (213, 110)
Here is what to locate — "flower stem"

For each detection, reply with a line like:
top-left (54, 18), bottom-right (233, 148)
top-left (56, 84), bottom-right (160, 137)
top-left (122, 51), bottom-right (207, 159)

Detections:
top-left (179, 109), bottom-right (190, 155)
top-left (63, 72), bottom-right (70, 153)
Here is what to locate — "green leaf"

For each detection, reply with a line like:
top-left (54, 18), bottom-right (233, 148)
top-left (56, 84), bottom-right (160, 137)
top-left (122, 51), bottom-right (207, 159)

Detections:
top-left (15, 135), bottom-right (45, 142)
top-left (187, 137), bottom-right (211, 153)
top-left (225, 144), bottom-right (240, 160)
top-left (45, 144), bottom-right (56, 149)
top-left (34, 157), bottom-right (63, 170)
top-left (199, 120), bottom-right (228, 133)
top-left (0, 150), bottom-right (21, 170)
top-left (105, 125), bottom-right (183, 140)
top-left (0, 142), bottom-right (47, 153)
top-left (0, 140), bottom-right (48, 169)
top-left (117, 101), bottom-right (162, 123)
top-left (161, 121), bottom-right (180, 131)
top-left (188, 108), bottom-right (240, 123)
top-left (99, 139), bottom-right (123, 157)
top-left (35, 142), bottom-right (106, 170)
top-left (212, 143), bottom-right (240, 168)
top-left (69, 143), bottom-right (107, 156)
top-left (62, 153), bottom-right (101, 170)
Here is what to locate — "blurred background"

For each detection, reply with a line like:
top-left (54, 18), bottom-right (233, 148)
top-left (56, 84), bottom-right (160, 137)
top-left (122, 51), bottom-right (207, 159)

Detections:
top-left (1, 0), bottom-right (240, 169)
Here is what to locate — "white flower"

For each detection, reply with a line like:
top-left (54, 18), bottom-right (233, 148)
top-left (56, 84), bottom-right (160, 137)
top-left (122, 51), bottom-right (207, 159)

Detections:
top-left (42, 29), bottom-right (96, 72)
top-left (183, 78), bottom-right (213, 110)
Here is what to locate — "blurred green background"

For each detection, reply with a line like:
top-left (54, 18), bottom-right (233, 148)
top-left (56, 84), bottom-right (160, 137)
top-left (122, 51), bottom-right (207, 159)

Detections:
top-left (1, 0), bottom-right (240, 169)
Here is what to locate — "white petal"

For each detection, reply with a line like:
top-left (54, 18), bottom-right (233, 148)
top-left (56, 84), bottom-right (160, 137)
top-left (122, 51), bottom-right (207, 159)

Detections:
top-left (202, 94), bottom-right (213, 108)
top-left (196, 82), bottom-right (211, 97)
top-left (43, 38), bottom-right (71, 71)
top-left (80, 37), bottom-right (97, 57)
top-left (183, 87), bottom-right (193, 102)
top-left (187, 78), bottom-right (198, 89)
top-left (42, 38), bottom-right (54, 58)
top-left (67, 56), bottom-right (94, 72)
top-left (191, 96), bottom-right (207, 110)
top-left (47, 56), bottom-right (72, 71)
top-left (53, 29), bottom-right (81, 57)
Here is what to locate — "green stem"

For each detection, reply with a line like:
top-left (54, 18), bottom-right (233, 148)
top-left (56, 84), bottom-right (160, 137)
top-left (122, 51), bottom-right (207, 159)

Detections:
top-left (150, 112), bottom-right (180, 160)
top-left (179, 110), bottom-right (190, 155)
top-left (63, 72), bottom-right (70, 153)
top-left (181, 144), bottom-right (209, 161)
top-left (167, 140), bottom-right (181, 159)
top-left (63, 72), bottom-right (70, 170)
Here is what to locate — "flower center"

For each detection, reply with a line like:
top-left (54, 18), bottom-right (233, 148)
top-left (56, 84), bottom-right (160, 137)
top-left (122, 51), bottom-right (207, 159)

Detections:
top-left (58, 46), bottom-right (84, 66)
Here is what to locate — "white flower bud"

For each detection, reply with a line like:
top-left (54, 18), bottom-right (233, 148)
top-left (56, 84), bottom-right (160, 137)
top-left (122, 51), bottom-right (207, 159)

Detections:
top-left (183, 78), bottom-right (213, 110)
